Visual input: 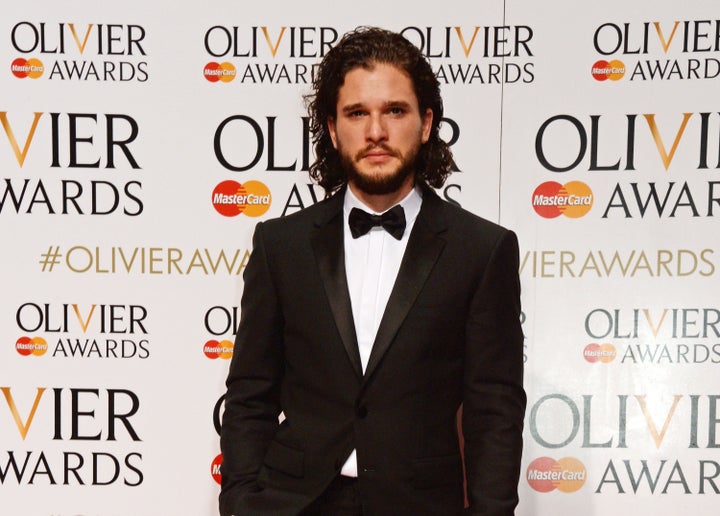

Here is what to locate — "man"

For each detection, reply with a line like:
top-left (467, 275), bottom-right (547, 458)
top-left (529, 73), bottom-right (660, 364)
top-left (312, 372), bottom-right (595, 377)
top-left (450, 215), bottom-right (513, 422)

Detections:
top-left (220, 27), bottom-right (525, 516)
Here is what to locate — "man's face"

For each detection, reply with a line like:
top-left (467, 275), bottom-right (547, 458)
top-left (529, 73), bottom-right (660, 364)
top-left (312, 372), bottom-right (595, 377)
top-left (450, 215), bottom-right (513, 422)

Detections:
top-left (327, 63), bottom-right (433, 196)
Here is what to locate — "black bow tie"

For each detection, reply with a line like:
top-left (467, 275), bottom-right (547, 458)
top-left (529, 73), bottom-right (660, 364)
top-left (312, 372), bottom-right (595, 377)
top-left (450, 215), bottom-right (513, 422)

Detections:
top-left (348, 205), bottom-right (406, 240)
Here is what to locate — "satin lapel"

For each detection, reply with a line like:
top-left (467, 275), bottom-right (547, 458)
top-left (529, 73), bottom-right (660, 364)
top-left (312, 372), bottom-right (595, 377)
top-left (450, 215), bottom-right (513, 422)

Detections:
top-left (310, 194), bottom-right (363, 379)
top-left (363, 192), bottom-right (447, 382)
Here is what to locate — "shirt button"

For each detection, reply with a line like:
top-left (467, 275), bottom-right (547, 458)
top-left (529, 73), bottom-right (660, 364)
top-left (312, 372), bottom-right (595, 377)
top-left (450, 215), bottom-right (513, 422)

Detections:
top-left (357, 405), bottom-right (368, 418)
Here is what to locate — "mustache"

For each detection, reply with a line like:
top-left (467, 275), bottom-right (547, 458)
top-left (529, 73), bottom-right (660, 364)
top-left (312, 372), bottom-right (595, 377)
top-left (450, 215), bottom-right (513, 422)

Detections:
top-left (355, 144), bottom-right (401, 161)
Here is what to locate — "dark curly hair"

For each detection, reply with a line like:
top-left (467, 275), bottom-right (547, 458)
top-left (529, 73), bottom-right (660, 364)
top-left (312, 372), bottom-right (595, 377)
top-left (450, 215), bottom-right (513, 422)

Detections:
top-left (306, 26), bottom-right (454, 195)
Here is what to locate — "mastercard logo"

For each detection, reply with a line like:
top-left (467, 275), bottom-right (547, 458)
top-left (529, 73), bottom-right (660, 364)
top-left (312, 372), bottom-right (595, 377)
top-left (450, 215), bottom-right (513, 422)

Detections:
top-left (204, 339), bottom-right (234, 360)
top-left (212, 180), bottom-right (271, 217)
top-left (204, 62), bottom-right (236, 83)
top-left (16, 336), bottom-right (48, 356)
top-left (532, 181), bottom-right (593, 219)
top-left (527, 457), bottom-right (587, 493)
top-left (210, 454), bottom-right (223, 484)
top-left (583, 343), bottom-right (617, 363)
top-left (591, 59), bottom-right (625, 81)
top-left (11, 58), bottom-right (44, 79)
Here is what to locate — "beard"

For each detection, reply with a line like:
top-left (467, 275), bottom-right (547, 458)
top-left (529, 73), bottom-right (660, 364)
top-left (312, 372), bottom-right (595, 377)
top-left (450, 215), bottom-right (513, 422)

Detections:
top-left (338, 141), bottom-right (422, 196)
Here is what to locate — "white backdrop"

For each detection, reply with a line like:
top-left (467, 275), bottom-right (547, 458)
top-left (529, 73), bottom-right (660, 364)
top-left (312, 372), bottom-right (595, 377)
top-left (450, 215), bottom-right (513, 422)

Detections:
top-left (2, 1), bottom-right (719, 514)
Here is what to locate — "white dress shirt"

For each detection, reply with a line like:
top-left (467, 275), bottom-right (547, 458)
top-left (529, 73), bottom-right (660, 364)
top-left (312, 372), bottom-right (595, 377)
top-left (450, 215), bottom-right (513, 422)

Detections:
top-left (340, 185), bottom-right (423, 477)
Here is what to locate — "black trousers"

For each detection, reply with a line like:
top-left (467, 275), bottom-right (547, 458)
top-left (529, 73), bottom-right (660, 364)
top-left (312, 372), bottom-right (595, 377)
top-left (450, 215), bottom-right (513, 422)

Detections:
top-left (301, 475), bottom-right (363, 515)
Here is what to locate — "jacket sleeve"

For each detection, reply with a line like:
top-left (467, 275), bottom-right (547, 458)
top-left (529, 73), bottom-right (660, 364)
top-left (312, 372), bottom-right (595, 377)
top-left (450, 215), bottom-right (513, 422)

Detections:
top-left (462, 229), bottom-right (526, 516)
top-left (219, 222), bottom-right (284, 516)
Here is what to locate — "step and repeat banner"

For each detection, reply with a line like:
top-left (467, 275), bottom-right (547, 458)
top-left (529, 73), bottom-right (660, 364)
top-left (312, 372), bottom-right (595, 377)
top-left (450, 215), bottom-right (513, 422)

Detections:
top-left (1, 1), bottom-right (718, 514)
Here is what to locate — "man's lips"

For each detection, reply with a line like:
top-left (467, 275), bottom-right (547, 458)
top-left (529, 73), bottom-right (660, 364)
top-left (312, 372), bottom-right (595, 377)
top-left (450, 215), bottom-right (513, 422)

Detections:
top-left (358, 147), bottom-right (397, 161)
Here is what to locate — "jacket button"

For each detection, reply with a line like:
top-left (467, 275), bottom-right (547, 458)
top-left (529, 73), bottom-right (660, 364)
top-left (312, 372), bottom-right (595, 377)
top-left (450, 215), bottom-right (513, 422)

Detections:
top-left (356, 405), bottom-right (368, 418)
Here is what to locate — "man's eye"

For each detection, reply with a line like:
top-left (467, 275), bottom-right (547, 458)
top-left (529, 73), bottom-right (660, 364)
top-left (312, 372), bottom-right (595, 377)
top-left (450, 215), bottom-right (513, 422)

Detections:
top-left (348, 110), bottom-right (366, 117)
top-left (388, 107), bottom-right (405, 115)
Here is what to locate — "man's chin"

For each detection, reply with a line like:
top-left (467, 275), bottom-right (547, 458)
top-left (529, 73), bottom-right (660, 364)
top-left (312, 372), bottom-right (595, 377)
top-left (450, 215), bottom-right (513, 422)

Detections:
top-left (348, 171), bottom-right (413, 196)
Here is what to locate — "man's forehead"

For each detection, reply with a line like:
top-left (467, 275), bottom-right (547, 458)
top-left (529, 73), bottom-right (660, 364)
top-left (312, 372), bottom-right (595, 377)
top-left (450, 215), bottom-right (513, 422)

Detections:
top-left (336, 62), bottom-right (415, 97)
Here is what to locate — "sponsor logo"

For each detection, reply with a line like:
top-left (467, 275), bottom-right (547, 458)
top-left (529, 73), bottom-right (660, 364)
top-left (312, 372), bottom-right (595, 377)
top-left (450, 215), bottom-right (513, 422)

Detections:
top-left (202, 25), bottom-right (333, 85)
top-left (8, 21), bottom-right (149, 82)
top-left (212, 180), bottom-right (271, 217)
top-left (526, 457), bottom-right (587, 493)
top-left (10, 57), bottom-right (44, 78)
top-left (14, 302), bottom-right (150, 359)
top-left (203, 340), bottom-right (233, 360)
top-left (591, 59), bottom-right (625, 81)
top-left (532, 181), bottom-right (593, 218)
top-left (204, 61), bottom-right (236, 82)
top-left (592, 20), bottom-right (720, 82)
top-left (529, 393), bottom-right (720, 494)
top-left (211, 454), bottom-right (223, 485)
top-left (204, 307), bottom-right (236, 360)
top-left (534, 112), bottom-right (720, 219)
top-left (15, 336), bottom-right (48, 356)
top-left (584, 307), bottom-right (720, 365)
top-left (583, 343), bottom-right (617, 363)
top-left (401, 25), bottom-right (536, 85)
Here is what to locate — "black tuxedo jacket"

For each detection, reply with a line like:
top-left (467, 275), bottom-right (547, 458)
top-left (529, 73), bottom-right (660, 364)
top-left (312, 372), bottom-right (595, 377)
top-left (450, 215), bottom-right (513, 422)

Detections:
top-left (220, 187), bottom-right (526, 516)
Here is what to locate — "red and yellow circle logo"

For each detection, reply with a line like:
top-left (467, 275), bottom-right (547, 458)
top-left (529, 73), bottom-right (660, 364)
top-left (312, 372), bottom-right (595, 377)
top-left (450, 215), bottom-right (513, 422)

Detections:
top-left (204, 62), bottom-right (236, 83)
top-left (203, 340), bottom-right (234, 360)
top-left (212, 180), bottom-right (271, 217)
top-left (591, 60), bottom-right (625, 81)
top-left (11, 58), bottom-right (44, 79)
top-left (532, 181), bottom-right (593, 219)
top-left (16, 336), bottom-right (48, 356)
top-left (211, 454), bottom-right (223, 485)
top-left (527, 457), bottom-right (587, 493)
top-left (583, 343), bottom-right (617, 363)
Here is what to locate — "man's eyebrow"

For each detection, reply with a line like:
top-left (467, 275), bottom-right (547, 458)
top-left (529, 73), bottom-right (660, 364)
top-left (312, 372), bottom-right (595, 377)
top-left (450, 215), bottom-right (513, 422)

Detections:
top-left (340, 100), bottom-right (413, 114)
top-left (384, 100), bottom-right (413, 109)
top-left (341, 103), bottom-right (364, 114)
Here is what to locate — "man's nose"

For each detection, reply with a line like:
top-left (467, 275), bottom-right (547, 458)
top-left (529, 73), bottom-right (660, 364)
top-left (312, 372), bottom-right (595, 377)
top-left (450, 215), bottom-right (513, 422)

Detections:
top-left (366, 113), bottom-right (388, 142)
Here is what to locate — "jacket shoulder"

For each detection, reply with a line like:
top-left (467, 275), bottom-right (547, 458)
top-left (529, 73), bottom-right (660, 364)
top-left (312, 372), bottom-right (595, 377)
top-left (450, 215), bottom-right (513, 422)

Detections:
top-left (426, 190), bottom-right (513, 245)
top-left (258, 191), bottom-right (340, 241)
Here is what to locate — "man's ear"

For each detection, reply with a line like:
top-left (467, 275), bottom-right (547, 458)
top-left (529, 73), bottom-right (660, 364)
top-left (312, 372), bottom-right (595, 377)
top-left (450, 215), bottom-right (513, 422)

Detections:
top-left (327, 116), bottom-right (338, 149)
top-left (421, 108), bottom-right (433, 144)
